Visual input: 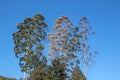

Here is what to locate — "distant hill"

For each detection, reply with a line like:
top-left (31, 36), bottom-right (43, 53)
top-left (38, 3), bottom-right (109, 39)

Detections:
top-left (0, 75), bottom-right (16, 80)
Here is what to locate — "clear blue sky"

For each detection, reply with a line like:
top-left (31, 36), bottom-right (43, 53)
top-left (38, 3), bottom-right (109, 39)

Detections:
top-left (0, 0), bottom-right (120, 79)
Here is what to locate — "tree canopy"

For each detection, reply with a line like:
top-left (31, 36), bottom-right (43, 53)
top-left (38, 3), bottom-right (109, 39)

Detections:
top-left (12, 14), bottom-right (47, 79)
top-left (12, 14), bottom-right (96, 80)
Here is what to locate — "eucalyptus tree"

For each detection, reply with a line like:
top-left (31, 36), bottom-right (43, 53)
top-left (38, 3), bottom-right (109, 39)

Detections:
top-left (75, 17), bottom-right (97, 78)
top-left (12, 14), bottom-right (47, 80)
top-left (48, 16), bottom-right (80, 79)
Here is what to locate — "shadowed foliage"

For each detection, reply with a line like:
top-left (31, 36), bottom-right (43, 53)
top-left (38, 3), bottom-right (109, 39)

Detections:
top-left (72, 65), bottom-right (86, 80)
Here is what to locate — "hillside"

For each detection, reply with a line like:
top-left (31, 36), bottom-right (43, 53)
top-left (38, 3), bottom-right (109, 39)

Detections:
top-left (0, 75), bottom-right (16, 80)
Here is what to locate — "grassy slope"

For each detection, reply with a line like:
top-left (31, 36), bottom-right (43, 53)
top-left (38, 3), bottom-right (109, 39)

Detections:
top-left (0, 75), bottom-right (16, 80)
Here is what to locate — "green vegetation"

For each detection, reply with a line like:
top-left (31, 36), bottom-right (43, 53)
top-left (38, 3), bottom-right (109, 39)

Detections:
top-left (13, 14), bottom-right (47, 80)
top-left (0, 75), bottom-right (16, 80)
top-left (12, 14), bottom-right (96, 80)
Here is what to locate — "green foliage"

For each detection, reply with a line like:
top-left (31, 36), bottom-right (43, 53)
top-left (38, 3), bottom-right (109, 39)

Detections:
top-left (13, 14), bottom-right (96, 80)
top-left (12, 14), bottom-right (47, 77)
top-left (50, 57), bottom-right (67, 80)
top-left (72, 66), bottom-right (86, 80)
top-left (30, 57), bottom-right (48, 80)
top-left (30, 57), bottom-right (67, 80)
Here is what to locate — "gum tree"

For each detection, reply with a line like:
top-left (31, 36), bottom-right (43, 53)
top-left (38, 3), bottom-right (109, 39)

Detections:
top-left (12, 14), bottom-right (47, 80)
top-left (76, 17), bottom-right (97, 78)
top-left (48, 16), bottom-right (80, 79)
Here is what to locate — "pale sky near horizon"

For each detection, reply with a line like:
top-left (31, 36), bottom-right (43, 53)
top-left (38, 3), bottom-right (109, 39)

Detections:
top-left (0, 0), bottom-right (120, 80)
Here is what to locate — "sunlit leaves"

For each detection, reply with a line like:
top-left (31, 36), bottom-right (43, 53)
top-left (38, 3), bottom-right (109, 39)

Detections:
top-left (48, 16), bottom-right (83, 79)
top-left (49, 16), bottom-right (73, 58)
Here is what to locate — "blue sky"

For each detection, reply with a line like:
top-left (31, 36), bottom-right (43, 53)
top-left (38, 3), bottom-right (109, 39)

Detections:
top-left (0, 0), bottom-right (120, 79)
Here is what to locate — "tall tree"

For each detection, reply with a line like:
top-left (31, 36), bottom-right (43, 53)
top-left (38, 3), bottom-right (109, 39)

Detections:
top-left (48, 16), bottom-right (80, 79)
top-left (77, 17), bottom-right (97, 78)
top-left (12, 14), bottom-right (47, 80)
